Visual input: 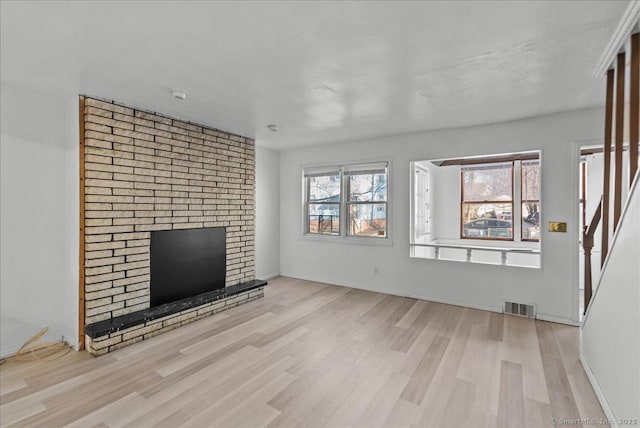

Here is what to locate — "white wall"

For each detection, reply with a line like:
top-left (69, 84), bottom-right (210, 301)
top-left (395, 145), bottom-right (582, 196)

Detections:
top-left (0, 83), bottom-right (79, 357)
top-left (255, 146), bottom-right (281, 279)
top-left (582, 177), bottom-right (639, 427)
top-left (280, 108), bottom-right (604, 323)
top-left (430, 164), bottom-right (460, 241)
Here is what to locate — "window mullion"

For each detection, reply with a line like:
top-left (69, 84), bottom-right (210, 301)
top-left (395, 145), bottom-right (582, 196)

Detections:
top-left (514, 161), bottom-right (522, 242)
top-left (304, 177), bottom-right (311, 233)
top-left (341, 167), bottom-right (346, 238)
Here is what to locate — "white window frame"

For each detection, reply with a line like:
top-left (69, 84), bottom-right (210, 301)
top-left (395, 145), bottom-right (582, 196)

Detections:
top-left (303, 166), bottom-right (342, 236)
top-left (302, 160), bottom-right (391, 245)
top-left (411, 164), bottom-right (430, 242)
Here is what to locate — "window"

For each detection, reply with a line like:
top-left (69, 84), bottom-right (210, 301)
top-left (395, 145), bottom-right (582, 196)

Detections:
top-left (304, 162), bottom-right (388, 239)
top-left (461, 162), bottom-right (514, 240)
top-left (409, 152), bottom-right (541, 268)
top-left (346, 165), bottom-right (388, 237)
top-left (304, 168), bottom-right (341, 235)
top-left (521, 160), bottom-right (541, 241)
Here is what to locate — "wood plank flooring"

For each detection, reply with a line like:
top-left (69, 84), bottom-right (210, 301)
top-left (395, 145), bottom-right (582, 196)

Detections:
top-left (0, 276), bottom-right (606, 427)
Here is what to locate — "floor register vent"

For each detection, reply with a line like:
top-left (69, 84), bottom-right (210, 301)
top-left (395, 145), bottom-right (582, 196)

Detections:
top-left (503, 301), bottom-right (536, 318)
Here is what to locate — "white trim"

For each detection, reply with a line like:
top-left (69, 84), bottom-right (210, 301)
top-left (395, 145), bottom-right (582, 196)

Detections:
top-left (0, 345), bottom-right (21, 360)
top-left (580, 353), bottom-right (621, 428)
top-left (258, 272), bottom-right (281, 280)
top-left (343, 161), bottom-right (388, 174)
top-left (0, 336), bottom-right (75, 360)
top-left (583, 170), bottom-right (640, 323)
top-left (571, 141), bottom-right (583, 324)
top-left (68, 338), bottom-right (80, 352)
top-left (593, 0), bottom-right (640, 78)
top-left (287, 274), bottom-right (502, 314)
top-left (284, 274), bottom-right (406, 298)
top-left (405, 294), bottom-right (581, 326)
top-left (282, 275), bottom-right (581, 326)
top-left (536, 313), bottom-right (581, 327)
top-left (405, 292), bottom-right (502, 314)
top-left (299, 233), bottom-right (393, 247)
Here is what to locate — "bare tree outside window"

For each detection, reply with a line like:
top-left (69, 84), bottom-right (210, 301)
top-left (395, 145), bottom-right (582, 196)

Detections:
top-left (521, 161), bottom-right (541, 240)
top-left (303, 163), bottom-right (389, 238)
top-left (306, 173), bottom-right (341, 234)
top-left (347, 171), bottom-right (387, 237)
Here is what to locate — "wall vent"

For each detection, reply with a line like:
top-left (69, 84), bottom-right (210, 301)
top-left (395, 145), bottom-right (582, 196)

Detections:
top-left (503, 301), bottom-right (536, 318)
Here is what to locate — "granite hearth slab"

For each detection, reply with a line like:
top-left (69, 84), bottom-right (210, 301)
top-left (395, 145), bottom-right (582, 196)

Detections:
top-left (84, 279), bottom-right (267, 339)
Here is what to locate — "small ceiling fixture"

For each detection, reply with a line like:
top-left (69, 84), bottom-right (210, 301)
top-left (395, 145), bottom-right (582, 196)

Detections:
top-left (267, 124), bottom-right (279, 132)
top-left (171, 90), bottom-right (187, 100)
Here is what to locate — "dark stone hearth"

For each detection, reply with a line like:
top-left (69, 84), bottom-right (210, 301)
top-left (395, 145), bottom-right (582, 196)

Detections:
top-left (84, 280), bottom-right (267, 339)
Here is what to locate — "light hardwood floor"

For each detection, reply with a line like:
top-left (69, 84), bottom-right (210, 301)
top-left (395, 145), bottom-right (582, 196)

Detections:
top-left (0, 277), bottom-right (606, 428)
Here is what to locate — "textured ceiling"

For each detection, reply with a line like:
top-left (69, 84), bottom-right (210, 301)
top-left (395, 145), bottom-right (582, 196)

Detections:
top-left (0, 1), bottom-right (628, 150)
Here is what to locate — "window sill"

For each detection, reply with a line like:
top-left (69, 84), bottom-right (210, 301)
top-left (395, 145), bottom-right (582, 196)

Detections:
top-left (410, 238), bottom-right (540, 268)
top-left (415, 236), bottom-right (539, 250)
top-left (301, 233), bottom-right (393, 247)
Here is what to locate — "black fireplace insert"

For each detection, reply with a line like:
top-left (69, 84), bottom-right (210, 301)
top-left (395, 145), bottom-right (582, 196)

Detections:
top-left (150, 227), bottom-right (226, 307)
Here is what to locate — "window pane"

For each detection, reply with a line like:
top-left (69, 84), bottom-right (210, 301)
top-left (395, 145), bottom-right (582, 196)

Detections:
top-left (522, 202), bottom-right (540, 240)
top-left (462, 203), bottom-right (513, 238)
top-left (522, 161), bottom-right (540, 201)
top-left (348, 203), bottom-right (386, 237)
top-left (308, 174), bottom-right (341, 202)
top-left (349, 173), bottom-right (387, 202)
top-left (308, 203), bottom-right (340, 234)
top-left (462, 163), bottom-right (512, 202)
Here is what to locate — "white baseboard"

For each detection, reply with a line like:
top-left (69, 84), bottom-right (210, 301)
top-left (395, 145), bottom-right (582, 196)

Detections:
top-left (66, 337), bottom-right (81, 352)
top-left (282, 274), bottom-right (581, 326)
top-left (282, 273), bottom-right (405, 298)
top-left (536, 313), bottom-right (582, 327)
top-left (337, 281), bottom-right (405, 299)
top-left (580, 353), bottom-right (620, 428)
top-left (0, 336), bottom-right (77, 360)
top-left (0, 344), bottom-right (21, 360)
top-left (405, 292), bottom-right (503, 314)
top-left (285, 273), bottom-right (503, 314)
top-left (258, 272), bottom-right (281, 280)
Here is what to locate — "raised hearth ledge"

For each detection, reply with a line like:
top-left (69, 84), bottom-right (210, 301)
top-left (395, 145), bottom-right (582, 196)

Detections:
top-left (84, 280), bottom-right (266, 356)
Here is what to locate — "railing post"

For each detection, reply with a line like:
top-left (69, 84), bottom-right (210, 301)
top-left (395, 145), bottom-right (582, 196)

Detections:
top-left (630, 33), bottom-right (639, 184)
top-left (583, 233), bottom-right (594, 315)
top-left (583, 200), bottom-right (602, 314)
top-left (602, 70), bottom-right (615, 266)
top-left (613, 53), bottom-right (626, 231)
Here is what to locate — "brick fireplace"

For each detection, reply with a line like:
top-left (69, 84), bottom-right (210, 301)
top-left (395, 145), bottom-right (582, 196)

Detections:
top-left (81, 96), bottom-right (260, 354)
